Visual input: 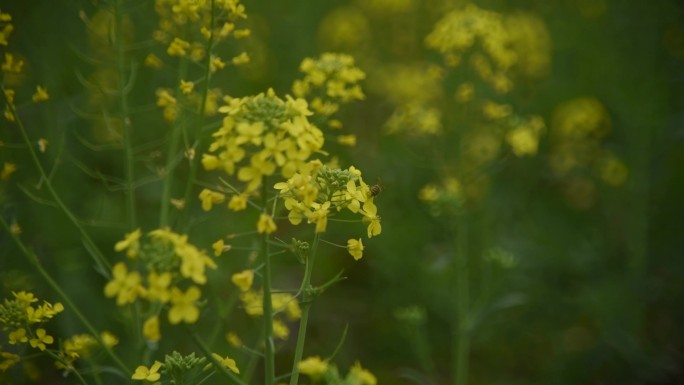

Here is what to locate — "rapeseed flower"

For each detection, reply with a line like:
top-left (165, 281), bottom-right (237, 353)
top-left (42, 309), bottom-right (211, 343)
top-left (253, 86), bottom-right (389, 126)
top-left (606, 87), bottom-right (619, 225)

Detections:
top-left (132, 361), bottom-right (162, 382)
top-left (168, 286), bottom-right (201, 324)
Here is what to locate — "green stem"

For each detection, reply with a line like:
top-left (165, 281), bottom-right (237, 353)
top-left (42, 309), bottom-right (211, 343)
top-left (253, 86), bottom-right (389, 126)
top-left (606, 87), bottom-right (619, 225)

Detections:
top-left (158, 58), bottom-right (188, 228)
top-left (452, 213), bottom-right (469, 385)
top-left (289, 233), bottom-right (320, 385)
top-left (261, 180), bottom-right (275, 385)
top-left (2, 89), bottom-right (111, 275)
top-left (0, 217), bottom-right (131, 378)
top-left (113, 0), bottom-right (137, 229)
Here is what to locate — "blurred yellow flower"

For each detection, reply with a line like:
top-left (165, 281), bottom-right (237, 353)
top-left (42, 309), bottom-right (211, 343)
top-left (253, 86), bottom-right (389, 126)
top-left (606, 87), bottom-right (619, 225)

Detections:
top-left (132, 361), bottom-right (162, 382)
top-left (347, 238), bottom-right (364, 260)
top-left (142, 316), bottom-right (161, 342)
top-left (231, 270), bottom-right (254, 292)
top-left (257, 213), bottom-right (277, 234)
top-left (31, 86), bottom-right (49, 102)
top-left (298, 356), bottom-right (328, 378)
top-left (168, 286), bottom-right (201, 324)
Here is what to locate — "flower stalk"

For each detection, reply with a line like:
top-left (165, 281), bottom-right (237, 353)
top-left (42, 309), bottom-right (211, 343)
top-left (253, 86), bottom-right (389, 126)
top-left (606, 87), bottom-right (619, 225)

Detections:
top-left (289, 233), bottom-right (321, 385)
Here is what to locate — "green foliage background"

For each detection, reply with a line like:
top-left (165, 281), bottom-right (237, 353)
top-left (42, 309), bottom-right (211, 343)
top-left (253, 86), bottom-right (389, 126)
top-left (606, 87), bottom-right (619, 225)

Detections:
top-left (2, 0), bottom-right (684, 384)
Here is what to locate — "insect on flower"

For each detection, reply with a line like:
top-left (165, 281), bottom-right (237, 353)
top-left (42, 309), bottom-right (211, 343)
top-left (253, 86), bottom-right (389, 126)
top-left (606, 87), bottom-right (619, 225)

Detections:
top-left (369, 179), bottom-right (383, 197)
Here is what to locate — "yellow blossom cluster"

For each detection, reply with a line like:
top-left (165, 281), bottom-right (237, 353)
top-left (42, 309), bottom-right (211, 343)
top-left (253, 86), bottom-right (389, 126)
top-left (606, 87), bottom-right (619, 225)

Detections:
top-left (548, 97), bottom-right (628, 209)
top-left (418, 176), bottom-right (465, 217)
top-left (105, 228), bottom-right (219, 331)
top-left (201, 89), bottom-right (324, 194)
top-left (0, 9), bottom-right (49, 123)
top-left (274, 163), bottom-right (382, 242)
top-left (292, 53), bottom-right (366, 121)
top-left (152, 0), bottom-right (249, 63)
top-left (0, 291), bottom-right (64, 371)
top-left (425, 4), bottom-right (517, 92)
top-left (298, 356), bottom-right (377, 385)
top-left (54, 331), bottom-right (119, 371)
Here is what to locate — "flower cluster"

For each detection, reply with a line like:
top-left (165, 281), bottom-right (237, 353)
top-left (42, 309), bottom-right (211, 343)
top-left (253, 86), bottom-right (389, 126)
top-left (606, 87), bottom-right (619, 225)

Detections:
top-left (105, 228), bottom-right (218, 333)
top-left (55, 332), bottom-right (119, 371)
top-left (202, 89), bottom-right (324, 193)
top-left (425, 4), bottom-right (517, 88)
top-left (149, 0), bottom-right (250, 122)
top-left (0, 291), bottom-right (63, 371)
top-left (548, 97), bottom-right (628, 209)
top-left (418, 177), bottom-right (465, 217)
top-left (275, 163), bottom-right (382, 242)
top-left (292, 53), bottom-right (366, 126)
top-left (1, 8), bottom-right (49, 123)
top-left (152, 0), bottom-right (249, 64)
top-left (298, 356), bottom-right (377, 385)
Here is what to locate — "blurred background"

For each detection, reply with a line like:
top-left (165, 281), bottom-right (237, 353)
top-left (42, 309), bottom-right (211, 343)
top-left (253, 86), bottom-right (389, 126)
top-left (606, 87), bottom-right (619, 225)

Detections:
top-left (2, 0), bottom-right (684, 384)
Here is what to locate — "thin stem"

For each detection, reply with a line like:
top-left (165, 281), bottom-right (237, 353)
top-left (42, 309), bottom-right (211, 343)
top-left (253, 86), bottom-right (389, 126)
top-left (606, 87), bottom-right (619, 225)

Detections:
top-left (289, 233), bottom-right (321, 385)
top-left (451, 213), bottom-right (469, 385)
top-left (113, 0), bottom-right (137, 229)
top-left (158, 57), bottom-right (188, 227)
top-left (261, 180), bottom-right (275, 385)
top-left (2, 89), bottom-right (111, 275)
top-left (0, 217), bottom-right (131, 377)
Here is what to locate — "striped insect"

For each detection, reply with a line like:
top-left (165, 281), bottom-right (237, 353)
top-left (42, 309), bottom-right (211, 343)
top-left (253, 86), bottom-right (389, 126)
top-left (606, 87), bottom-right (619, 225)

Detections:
top-left (369, 179), bottom-right (383, 197)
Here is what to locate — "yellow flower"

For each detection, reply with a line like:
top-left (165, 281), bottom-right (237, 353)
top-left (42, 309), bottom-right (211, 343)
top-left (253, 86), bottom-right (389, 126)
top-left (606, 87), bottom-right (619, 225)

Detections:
top-left (13, 291), bottom-right (37, 304)
top-left (506, 126), bottom-right (539, 157)
top-left (180, 80), bottom-right (194, 95)
top-left (226, 332), bottom-right (242, 348)
top-left (233, 29), bottom-right (250, 39)
top-left (31, 86), bottom-right (49, 102)
top-left (199, 188), bottom-right (226, 211)
top-left (210, 56), bottom-right (226, 72)
top-left (231, 52), bottom-right (249, 65)
top-left (231, 270), bottom-right (254, 292)
top-left (142, 315), bottom-right (161, 342)
top-left (349, 361), bottom-right (377, 385)
top-left (101, 331), bottom-right (119, 347)
top-left (1, 162), bottom-right (16, 181)
top-left (257, 213), bottom-right (277, 234)
top-left (104, 262), bottom-right (142, 306)
top-left (272, 319), bottom-right (289, 340)
top-left (144, 53), bottom-right (163, 69)
top-left (114, 228), bottom-right (142, 258)
top-left (0, 349), bottom-right (20, 371)
top-left (132, 361), bottom-right (162, 382)
top-left (145, 272), bottom-right (172, 303)
top-left (167, 37), bottom-right (190, 56)
top-left (210, 353), bottom-right (240, 374)
top-left (8, 328), bottom-right (28, 344)
top-left (337, 134), bottom-right (357, 146)
top-left (306, 201), bottom-right (331, 233)
top-left (361, 200), bottom-right (382, 238)
top-left (212, 239), bottom-right (226, 256)
top-left (29, 328), bottom-right (54, 351)
top-left (228, 194), bottom-right (248, 211)
top-left (347, 238), bottom-right (364, 260)
top-left (298, 356), bottom-right (328, 378)
top-left (168, 286), bottom-right (201, 324)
